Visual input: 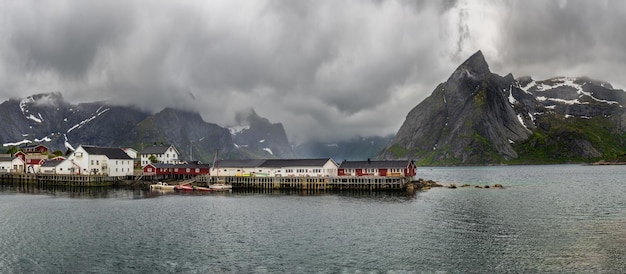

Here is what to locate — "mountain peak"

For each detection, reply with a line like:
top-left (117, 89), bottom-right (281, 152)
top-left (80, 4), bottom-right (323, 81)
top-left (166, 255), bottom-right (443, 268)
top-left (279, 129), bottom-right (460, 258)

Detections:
top-left (455, 50), bottom-right (490, 78)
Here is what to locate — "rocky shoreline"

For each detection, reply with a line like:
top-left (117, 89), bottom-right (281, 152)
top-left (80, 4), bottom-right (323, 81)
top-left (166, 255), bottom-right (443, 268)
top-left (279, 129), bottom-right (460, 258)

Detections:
top-left (408, 178), bottom-right (505, 192)
top-left (590, 161), bottom-right (626, 165)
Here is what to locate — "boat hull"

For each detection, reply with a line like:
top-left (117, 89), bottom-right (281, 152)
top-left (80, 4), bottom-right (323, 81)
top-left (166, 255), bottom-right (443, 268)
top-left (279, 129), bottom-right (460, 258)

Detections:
top-left (209, 184), bottom-right (232, 191)
top-left (150, 183), bottom-right (175, 190)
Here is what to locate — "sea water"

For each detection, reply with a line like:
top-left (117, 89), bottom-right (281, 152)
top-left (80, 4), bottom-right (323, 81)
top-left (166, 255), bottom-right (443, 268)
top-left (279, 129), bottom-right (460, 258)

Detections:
top-left (1, 164), bottom-right (625, 273)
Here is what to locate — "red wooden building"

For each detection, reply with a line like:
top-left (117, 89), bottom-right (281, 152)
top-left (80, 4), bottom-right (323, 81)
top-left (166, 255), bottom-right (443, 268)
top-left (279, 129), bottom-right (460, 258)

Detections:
top-left (337, 160), bottom-right (416, 177)
top-left (143, 161), bottom-right (210, 179)
top-left (22, 144), bottom-right (49, 154)
top-left (14, 151), bottom-right (47, 173)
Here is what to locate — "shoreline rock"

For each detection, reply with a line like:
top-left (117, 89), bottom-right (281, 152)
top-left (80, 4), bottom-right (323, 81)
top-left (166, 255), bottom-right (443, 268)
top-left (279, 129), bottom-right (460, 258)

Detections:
top-left (410, 178), bottom-right (506, 191)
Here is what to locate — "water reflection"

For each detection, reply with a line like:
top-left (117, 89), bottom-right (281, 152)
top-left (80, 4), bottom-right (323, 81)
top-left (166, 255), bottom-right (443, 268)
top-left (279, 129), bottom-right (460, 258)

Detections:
top-left (0, 183), bottom-right (161, 199)
top-left (0, 182), bottom-right (416, 201)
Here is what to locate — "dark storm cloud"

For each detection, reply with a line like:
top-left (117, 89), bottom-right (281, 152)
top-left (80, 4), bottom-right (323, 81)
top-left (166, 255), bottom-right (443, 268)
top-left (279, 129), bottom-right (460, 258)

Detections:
top-left (1, 0), bottom-right (625, 143)
top-left (5, 1), bottom-right (133, 80)
top-left (493, 0), bottom-right (626, 84)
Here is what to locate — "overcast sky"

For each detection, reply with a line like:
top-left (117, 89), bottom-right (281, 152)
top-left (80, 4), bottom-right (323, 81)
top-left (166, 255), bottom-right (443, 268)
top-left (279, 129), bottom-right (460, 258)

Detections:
top-left (1, 0), bottom-right (625, 143)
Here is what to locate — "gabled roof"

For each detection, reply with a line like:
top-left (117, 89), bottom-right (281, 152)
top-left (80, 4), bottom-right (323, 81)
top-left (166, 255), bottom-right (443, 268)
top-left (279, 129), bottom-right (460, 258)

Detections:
top-left (41, 160), bottom-right (63, 168)
top-left (80, 146), bottom-right (133, 160)
top-left (215, 159), bottom-right (266, 168)
top-left (140, 144), bottom-right (176, 154)
top-left (0, 156), bottom-right (16, 162)
top-left (259, 158), bottom-right (336, 168)
top-left (338, 160), bottom-right (414, 169)
top-left (22, 144), bottom-right (47, 149)
top-left (147, 162), bottom-right (211, 169)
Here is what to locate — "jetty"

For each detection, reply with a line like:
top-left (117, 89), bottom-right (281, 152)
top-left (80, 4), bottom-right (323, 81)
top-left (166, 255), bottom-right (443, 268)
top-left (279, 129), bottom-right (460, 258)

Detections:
top-left (0, 173), bottom-right (117, 186)
top-left (214, 175), bottom-right (410, 191)
top-left (1, 172), bottom-right (414, 191)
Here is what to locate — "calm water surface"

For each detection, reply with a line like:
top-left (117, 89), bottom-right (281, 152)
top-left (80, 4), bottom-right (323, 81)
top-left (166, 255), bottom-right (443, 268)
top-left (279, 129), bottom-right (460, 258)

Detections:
top-left (1, 165), bottom-right (625, 273)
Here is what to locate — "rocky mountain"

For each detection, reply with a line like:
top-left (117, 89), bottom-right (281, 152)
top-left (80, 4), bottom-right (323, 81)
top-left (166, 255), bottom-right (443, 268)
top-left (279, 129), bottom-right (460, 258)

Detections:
top-left (294, 135), bottom-right (393, 162)
top-left (380, 51), bottom-right (626, 165)
top-left (0, 93), bottom-right (293, 163)
top-left (229, 110), bottom-right (295, 159)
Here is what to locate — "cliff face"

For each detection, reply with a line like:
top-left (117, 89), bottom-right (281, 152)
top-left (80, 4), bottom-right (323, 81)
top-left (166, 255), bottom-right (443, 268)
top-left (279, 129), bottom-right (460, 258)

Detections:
top-left (380, 51), bottom-right (626, 165)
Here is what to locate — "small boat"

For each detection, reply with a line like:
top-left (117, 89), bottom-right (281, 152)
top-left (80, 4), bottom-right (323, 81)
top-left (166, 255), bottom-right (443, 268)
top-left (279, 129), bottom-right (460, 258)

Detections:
top-left (150, 182), bottom-right (175, 190)
top-left (209, 149), bottom-right (232, 191)
top-left (208, 182), bottom-right (232, 191)
top-left (173, 182), bottom-right (212, 193)
top-left (173, 183), bottom-right (194, 192)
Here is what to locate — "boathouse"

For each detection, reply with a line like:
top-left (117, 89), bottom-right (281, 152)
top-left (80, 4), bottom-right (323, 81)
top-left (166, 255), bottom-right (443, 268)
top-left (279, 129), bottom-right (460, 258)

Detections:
top-left (40, 158), bottom-right (64, 174)
top-left (0, 155), bottom-right (25, 173)
top-left (143, 161), bottom-right (211, 178)
top-left (212, 159), bottom-right (266, 176)
top-left (338, 160), bottom-right (417, 177)
top-left (14, 151), bottom-right (47, 173)
top-left (258, 158), bottom-right (339, 177)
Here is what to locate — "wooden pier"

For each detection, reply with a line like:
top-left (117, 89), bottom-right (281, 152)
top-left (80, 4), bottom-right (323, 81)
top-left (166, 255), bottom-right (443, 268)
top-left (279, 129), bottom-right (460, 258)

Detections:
top-left (0, 173), bottom-right (117, 187)
top-left (1, 172), bottom-right (413, 191)
top-left (214, 175), bottom-right (411, 191)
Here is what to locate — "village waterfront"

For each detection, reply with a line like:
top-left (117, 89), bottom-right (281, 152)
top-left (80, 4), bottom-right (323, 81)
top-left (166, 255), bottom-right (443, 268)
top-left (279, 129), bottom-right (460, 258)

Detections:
top-left (1, 164), bottom-right (625, 273)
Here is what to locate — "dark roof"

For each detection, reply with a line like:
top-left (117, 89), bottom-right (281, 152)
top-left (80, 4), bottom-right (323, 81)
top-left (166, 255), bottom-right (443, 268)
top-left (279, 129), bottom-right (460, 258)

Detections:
top-left (215, 159), bottom-right (266, 168)
top-left (0, 156), bottom-right (16, 162)
top-left (22, 144), bottom-right (47, 149)
top-left (338, 160), bottom-right (414, 169)
top-left (259, 158), bottom-right (335, 168)
top-left (148, 162), bottom-right (211, 169)
top-left (81, 146), bottom-right (133, 160)
top-left (41, 160), bottom-right (63, 167)
top-left (140, 144), bottom-right (174, 154)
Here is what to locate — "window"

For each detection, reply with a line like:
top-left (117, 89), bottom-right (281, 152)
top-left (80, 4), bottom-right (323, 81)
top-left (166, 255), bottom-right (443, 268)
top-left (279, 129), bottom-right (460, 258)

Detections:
top-left (91, 160), bottom-right (94, 165)
top-left (186, 168), bottom-right (190, 172)
top-left (195, 168), bottom-right (200, 173)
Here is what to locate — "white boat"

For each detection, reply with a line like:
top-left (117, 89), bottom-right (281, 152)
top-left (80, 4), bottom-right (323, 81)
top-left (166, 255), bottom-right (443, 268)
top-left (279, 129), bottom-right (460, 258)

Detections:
top-left (208, 149), bottom-right (232, 191)
top-left (149, 182), bottom-right (175, 191)
top-left (208, 182), bottom-right (232, 191)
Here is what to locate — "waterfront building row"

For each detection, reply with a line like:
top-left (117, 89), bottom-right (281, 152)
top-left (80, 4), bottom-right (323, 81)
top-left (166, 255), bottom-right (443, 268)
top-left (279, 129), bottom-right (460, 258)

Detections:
top-left (2, 143), bottom-right (417, 180)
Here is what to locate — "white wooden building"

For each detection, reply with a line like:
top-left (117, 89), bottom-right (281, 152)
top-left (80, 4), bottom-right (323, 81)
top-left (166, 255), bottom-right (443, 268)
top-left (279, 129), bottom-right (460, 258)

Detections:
top-left (58, 145), bottom-right (134, 176)
top-left (259, 159), bottom-right (338, 177)
top-left (139, 144), bottom-right (181, 166)
top-left (211, 158), bottom-right (338, 177)
top-left (0, 155), bottom-right (25, 173)
top-left (211, 159), bottom-right (266, 176)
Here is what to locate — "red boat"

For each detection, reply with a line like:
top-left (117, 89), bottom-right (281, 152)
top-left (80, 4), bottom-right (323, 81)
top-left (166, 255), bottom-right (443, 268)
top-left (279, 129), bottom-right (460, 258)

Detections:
top-left (173, 183), bottom-right (212, 192)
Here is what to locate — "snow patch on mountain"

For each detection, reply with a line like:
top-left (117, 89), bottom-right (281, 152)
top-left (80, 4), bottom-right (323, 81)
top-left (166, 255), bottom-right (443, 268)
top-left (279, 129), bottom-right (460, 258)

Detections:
top-left (2, 139), bottom-right (31, 147)
top-left (229, 125), bottom-right (249, 135)
top-left (67, 107), bottom-right (110, 133)
top-left (19, 97), bottom-right (44, 123)
top-left (525, 77), bottom-right (619, 106)
top-left (64, 134), bottom-right (75, 151)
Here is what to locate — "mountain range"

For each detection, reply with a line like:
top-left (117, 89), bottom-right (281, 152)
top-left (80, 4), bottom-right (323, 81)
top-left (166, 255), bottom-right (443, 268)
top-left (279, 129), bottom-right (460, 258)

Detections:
top-left (0, 93), bottom-right (295, 162)
top-left (2, 51), bottom-right (625, 165)
top-left (379, 51), bottom-right (626, 165)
